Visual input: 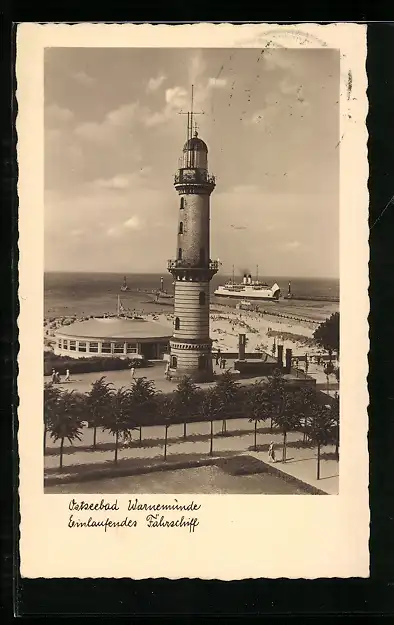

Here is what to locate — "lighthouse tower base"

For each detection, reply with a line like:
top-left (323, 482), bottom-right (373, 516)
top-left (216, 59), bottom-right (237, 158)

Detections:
top-left (168, 339), bottom-right (214, 382)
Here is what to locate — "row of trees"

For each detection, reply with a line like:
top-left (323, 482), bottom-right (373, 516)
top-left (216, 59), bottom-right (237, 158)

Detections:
top-left (44, 371), bottom-right (339, 480)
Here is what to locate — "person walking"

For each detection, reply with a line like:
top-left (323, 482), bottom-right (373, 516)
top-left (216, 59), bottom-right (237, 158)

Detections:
top-left (51, 368), bottom-right (56, 384)
top-left (221, 357), bottom-right (227, 370)
top-left (165, 361), bottom-right (170, 380)
top-left (268, 441), bottom-right (276, 463)
top-left (64, 369), bottom-right (70, 382)
top-left (130, 365), bottom-right (135, 381)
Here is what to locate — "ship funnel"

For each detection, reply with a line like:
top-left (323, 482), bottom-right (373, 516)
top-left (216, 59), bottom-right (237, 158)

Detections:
top-left (247, 274), bottom-right (252, 284)
top-left (243, 275), bottom-right (247, 285)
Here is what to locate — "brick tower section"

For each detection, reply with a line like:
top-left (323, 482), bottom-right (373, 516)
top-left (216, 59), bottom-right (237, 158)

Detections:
top-left (167, 130), bottom-right (218, 382)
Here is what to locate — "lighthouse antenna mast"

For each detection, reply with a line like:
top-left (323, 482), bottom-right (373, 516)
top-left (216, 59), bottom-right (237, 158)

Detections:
top-left (178, 84), bottom-right (205, 167)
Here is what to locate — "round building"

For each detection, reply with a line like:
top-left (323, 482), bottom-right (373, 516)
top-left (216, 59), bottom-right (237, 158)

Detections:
top-left (54, 317), bottom-right (172, 360)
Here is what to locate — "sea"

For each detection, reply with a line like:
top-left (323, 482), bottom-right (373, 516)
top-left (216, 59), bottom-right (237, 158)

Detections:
top-left (44, 272), bottom-right (339, 318)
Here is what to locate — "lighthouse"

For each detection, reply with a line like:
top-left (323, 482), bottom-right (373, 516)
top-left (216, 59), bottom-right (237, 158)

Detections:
top-left (167, 93), bottom-right (218, 381)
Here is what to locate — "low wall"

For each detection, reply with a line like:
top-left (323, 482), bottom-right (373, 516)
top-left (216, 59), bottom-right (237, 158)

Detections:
top-left (234, 360), bottom-right (279, 376)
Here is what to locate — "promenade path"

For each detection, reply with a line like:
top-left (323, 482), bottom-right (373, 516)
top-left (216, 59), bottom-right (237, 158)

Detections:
top-left (45, 417), bottom-right (339, 495)
top-left (45, 360), bottom-right (339, 397)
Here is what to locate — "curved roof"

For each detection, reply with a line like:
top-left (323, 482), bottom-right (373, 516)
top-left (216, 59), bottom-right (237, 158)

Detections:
top-left (183, 136), bottom-right (208, 152)
top-left (56, 317), bottom-right (172, 340)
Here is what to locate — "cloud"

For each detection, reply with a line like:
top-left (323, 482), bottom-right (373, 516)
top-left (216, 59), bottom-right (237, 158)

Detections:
top-left (45, 104), bottom-right (74, 124)
top-left (165, 87), bottom-right (188, 110)
top-left (147, 74), bottom-right (166, 92)
top-left (106, 214), bottom-right (144, 238)
top-left (70, 228), bottom-right (85, 237)
top-left (282, 240), bottom-right (301, 251)
top-left (72, 70), bottom-right (95, 87)
top-left (74, 102), bottom-right (140, 143)
top-left (124, 215), bottom-right (142, 230)
top-left (208, 77), bottom-right (227, 89)
top-left (106, 226), bottom-right (122, 237)
top-left (140, 86), bottom-right (188, 127)
top-left (106, 103), bottom-right (140, 127)
top-left (263, 49), bottom-right (297, 72)
top-left (94, 175), bottom-right (131, 190)
top-left (189, 50), bottom-right (206, 84)
top-left (227, 184), bottom-right (260, 194)
top-left (91, 169), bottom-right (151, 191)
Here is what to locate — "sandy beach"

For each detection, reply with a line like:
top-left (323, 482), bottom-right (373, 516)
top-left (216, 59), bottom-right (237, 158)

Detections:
top-left (44, 296), bottom-right (338, 364)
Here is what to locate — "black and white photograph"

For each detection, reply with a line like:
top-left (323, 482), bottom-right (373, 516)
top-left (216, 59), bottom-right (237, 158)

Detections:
top-left (43, 45), bottom-right (341, 495)
top-left (17, 23), bottom-right (369, 580)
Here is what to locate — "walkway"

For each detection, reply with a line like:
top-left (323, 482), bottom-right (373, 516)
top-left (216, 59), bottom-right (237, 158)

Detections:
top-left (45, 417), bottom-right (339, 494)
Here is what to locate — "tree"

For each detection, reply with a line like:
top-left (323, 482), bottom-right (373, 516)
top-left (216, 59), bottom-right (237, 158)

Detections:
top-left (158, 394), bottom-right (178, 461)
top-left (174, 376), bottom-right (198, 439)
top-left (43, 382), bottom-right (61, 455)
top-left (268, 375), bottom-right (300, 462)
top-left (199, 388), bottom-right (222, 455)
top-left (313, 312), bottom-right (339, 361)
top-left (294, 385), bottom-right (318, 443)
top-left (330, 393), bottom-right (340, 460)
top-left (215, 370), bottom-right (240, 435)
top-left (49, 390), bottom-right (83, 469)
top-left (247, 381), bottom-right (270, 451)
top-left (265, 368), bottom-right (287, 432)
top-left (85, 376), bottom-right (112, 449)
top-left (129, 377), bottom-right (157, 442)
top-left (103, 387), bottom-right (132, 464)
top-left (305, 404), bottom-right (335, 479)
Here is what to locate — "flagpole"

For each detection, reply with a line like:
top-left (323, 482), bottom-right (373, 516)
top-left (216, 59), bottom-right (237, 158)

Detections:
top-left (117, 295), bottom-right (120, 317)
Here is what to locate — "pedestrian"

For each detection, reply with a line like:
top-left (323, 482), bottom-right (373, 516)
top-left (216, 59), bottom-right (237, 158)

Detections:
top-left (221, 357), bottom-right (227, 370)
top-left (55, 371), bottom-right (61, 384)
top-left (165, 361), bottom-right (170, 380)
top-left (51, 368), bottom-right (56, 384)
top-left (268, 441), bottom-right (276, 463)
top-left (215, 352), bottom-right (220, 366)
top-left (130, 365), bottom-right (135, 380)
top-left (64, 369), bottom-right (70, 382)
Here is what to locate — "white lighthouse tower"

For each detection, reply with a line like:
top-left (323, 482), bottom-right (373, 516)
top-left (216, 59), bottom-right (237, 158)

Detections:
top-left (167, 91), bottom-right (218, 381)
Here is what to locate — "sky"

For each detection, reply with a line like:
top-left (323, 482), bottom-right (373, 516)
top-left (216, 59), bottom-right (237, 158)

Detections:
top-left (45, 47), bottom-right (339, 278)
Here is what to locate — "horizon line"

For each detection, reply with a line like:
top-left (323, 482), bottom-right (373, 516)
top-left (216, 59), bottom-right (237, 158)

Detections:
top-left (44, 269), bottom-right (339, 280)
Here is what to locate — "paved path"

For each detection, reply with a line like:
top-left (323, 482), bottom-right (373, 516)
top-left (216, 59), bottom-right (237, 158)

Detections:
top-left (45, 417), bottom-right (339, 494)
top-left (45, 360), bottom-right (338, 397)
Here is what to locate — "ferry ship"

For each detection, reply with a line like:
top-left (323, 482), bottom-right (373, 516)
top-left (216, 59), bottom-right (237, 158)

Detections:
top-left (214, 274), bottom-right (280, 301)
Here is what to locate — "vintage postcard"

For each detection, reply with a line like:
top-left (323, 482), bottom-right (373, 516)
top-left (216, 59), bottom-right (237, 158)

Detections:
top-left (17, 22), bottom-right (369, 579)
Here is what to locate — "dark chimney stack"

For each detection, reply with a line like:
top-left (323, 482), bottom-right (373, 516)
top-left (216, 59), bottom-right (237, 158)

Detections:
top-left (238, 334), bottom-right (246, 360)
top-left (277, 344), bottom-right (284, 369)
top-left (285, 348), bottom-right (292, 373)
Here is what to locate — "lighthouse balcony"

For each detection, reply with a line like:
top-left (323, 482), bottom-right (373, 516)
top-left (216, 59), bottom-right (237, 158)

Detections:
top-left (168, 259), bottom-right (219, 272)
top-left (174, 170), bottom-right (216, 186)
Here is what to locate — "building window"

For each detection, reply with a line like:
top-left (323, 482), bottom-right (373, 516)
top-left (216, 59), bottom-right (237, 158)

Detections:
top-left (89, 342), bottom-right (99, 353)
top-left (69, 340), bottom-right (76, 351)
top-left (57, 339), bottom-right (62, 348)
top-left (199, 291), bottom-right (206, 306)
top-left (114, 342), bottom-right (124, 354)
top-left (179, 221), bottom-right (184, 234)
top-left (180, 197), bottom-right (185, 209)
top-left (171, 355), bottom-right (178, 369)
top-left (178, 247), bottom-right (182, 260)
top-left (62, 339), bottom-right (68, 350)
top-left (78, 342), bottom-right (87, 353)
top-left (174, 317), bottom-right (180, 330)
top-left (126, 343), bottom-right (137, 353)
top-left (101, 342), bottom-right (111, 354)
